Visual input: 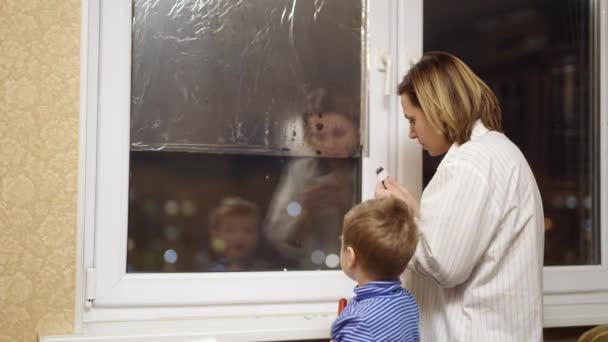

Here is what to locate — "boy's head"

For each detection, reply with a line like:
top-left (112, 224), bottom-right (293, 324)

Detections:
top-left (208, 197), bottom-right (260, 261)
top-left (340, 197), bottom-right (418, 281)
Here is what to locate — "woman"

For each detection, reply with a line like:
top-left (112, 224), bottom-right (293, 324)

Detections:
top-left (375, 51), bottom-right (544, 341)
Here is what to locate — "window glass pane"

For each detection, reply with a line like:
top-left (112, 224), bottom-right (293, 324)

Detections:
top-left (423, 0), bottom-right (600, 265)
top-left (127, 0), bottom-right (363, 272)
top-left (131, 0), bottom-right (362, 156)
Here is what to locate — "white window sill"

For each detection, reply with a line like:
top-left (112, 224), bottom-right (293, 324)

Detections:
top-left (41, 297), bottom-right (608, 342)
top-left (41, 314), bottom-right (334, 342)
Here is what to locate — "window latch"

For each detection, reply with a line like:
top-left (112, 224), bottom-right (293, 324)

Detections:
top-left (85, 267), bottom-right (96, 310)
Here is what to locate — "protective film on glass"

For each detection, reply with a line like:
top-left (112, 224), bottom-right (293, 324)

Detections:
top-left (127, 0), bottom-right (364, 272)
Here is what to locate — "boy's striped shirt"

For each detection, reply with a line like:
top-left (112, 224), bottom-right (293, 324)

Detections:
top-left (331, 281), bottom-right (420, 342)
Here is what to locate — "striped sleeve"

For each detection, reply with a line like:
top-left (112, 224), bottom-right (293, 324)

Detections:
top-left (410, 160), bottom-right (500, 288)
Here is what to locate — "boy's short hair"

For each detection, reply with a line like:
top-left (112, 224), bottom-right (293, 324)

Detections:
top-left (208, 197), bottom-right (260, 229)
top-left (342, 197), bottom-right (418, 280)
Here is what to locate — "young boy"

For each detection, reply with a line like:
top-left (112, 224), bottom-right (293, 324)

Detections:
top-left (331, 196), bottom-right (420, 342)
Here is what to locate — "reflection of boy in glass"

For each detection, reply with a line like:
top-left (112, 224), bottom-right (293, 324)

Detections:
top-left (206, 197), bottom-right (267, 272)
top-left (265, 92), bottom-right (360, 269)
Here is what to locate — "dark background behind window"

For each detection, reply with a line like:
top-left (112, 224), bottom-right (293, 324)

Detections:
top-left (423, 0), bottom-right (599, 266)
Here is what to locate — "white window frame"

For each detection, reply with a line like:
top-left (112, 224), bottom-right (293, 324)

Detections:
top-left (57, 0), bottom-right (421, 340)
top-left (538, 0), bottom-right (608, 327)
top-left (44, 0), bottom-right (607, 341)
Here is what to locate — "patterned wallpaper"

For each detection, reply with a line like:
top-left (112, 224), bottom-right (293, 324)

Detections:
top-left (0, 0), bottom-right (80, 341)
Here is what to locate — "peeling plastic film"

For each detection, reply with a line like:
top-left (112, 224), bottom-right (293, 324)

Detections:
top-left (131, 0), bottom-right (365, 157)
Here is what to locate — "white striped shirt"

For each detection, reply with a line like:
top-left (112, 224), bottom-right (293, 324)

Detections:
top-left (331, 281), bottom-right (420, 342)
top-left (403, 120), bottom-right (544, 341)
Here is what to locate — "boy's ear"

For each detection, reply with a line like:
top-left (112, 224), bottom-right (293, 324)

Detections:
top-left (345, 246), bottom-right (357, 269)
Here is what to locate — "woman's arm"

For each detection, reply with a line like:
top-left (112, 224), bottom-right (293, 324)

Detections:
top-left (263, 160), bottom-right (310, 257)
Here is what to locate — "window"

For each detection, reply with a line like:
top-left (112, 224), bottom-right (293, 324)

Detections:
top-left (424, 0), bottom-right (601, 267)
top-left (72, 0), bottom-right (608, 339)
top-left (77, 0), bottom-right (411, 338)
top-left (419, 0), bottom-right (608, 327)
top-left (127, 0), bottom-right (363, 274)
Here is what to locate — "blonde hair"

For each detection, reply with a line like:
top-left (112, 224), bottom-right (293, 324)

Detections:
top-left (208, 197), bottom-right (260, 230)
top-left (397, 51), bottom-right (502, 145)
top-left (342, 197), bottom-right (418, 280)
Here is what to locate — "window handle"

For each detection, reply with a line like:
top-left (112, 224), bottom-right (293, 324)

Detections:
top-left (378, 51), bottom-right (392, 96)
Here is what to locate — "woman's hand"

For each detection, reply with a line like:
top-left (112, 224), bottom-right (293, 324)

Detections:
top-left (374, 177), bottom-right (420, 217)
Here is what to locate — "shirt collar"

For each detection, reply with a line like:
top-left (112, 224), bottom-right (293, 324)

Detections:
top-left (444, 119), bottom-right (489, 157)
top-left (353, 280), bottom-right (403, 301)
top-left (470, 119), bottom-right (490, 141)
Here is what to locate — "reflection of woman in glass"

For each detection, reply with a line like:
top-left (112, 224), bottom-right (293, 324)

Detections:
top-left (264, 93), bottom-right (359, 269)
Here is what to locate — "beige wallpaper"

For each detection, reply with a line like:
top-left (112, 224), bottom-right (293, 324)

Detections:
top-left (0, 0), bottom-right (80, 341)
